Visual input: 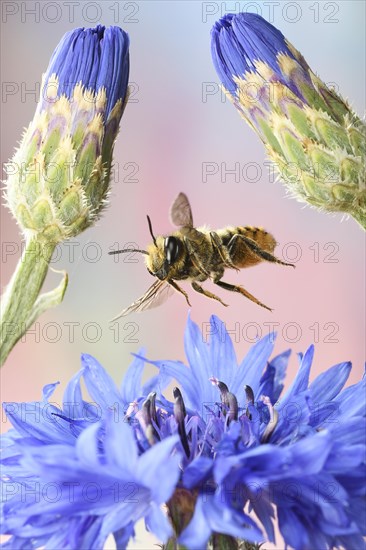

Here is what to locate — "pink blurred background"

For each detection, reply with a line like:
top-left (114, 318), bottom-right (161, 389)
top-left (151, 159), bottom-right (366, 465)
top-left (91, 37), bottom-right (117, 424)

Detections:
top-left (1, 1), bottom-right (365, 548)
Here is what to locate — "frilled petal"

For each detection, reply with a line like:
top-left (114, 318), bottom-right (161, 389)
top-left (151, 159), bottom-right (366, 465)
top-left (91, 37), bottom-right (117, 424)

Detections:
top-left (149, 359), bottom-right (201, 412)
top-left (120, 351), bottom-right (170, 405)
top-left (136, 436), bottom-right (181, 503)
top-left (113, 523), bottom-right (135, 550)
top-left (103, 411), bottom-right (138, 472)
top-left (207, 315), bottom-right (238, 384)
top-left (81, 353), bottom-right (124, 410)
top-left (62, 369), bottom-right (84, 418)
top-left (145, 503), bottom-right (173, 543)
top-left (182, 456), bottom-right (213, 489)
top-left (119, 350), bottom-right (147, 403)
top-left (2, 400), bottom-right (75, 445)
top-left (231, 333), bottom-right (275, 397)
top-left (258, 349), bottom-right (291, 404)
top-left (333, 376), bottom-right (366, 419)
top-left (184, 314), bottom-right (212, 391)
top-left (280, 345), bottom-right (314, 404)
top-left (180, 493), bottom-right (262, 549)
top-left (310, 361), bottom-right (351, 403)
top-left (309, 361), bottom-right (352, 427)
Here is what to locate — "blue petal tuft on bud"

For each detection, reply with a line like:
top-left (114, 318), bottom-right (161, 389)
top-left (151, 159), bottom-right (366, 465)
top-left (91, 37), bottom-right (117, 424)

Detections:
top-left (41, 25), bottom-right (129, 117)
top-left (211, 13), bottom-right (300, 95)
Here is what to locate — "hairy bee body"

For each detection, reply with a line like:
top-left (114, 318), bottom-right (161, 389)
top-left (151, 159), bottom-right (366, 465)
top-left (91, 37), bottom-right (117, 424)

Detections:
top-left (216, 226), bottom-right (276, 268)
top-left (146, 226), bottom-right (276, 282)
top-left (110, 193), bottom-right (293, 318)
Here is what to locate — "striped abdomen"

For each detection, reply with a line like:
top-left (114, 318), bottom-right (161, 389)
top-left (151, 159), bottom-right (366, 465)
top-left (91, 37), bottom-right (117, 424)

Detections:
top-left (217, 225), bottom-right (277, 268)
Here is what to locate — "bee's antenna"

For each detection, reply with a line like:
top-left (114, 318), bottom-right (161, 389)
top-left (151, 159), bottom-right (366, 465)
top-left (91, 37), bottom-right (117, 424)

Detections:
top-left (108, 248), bottom-right (148, 255)
top-left (146, 215), bottom-right (157, 247)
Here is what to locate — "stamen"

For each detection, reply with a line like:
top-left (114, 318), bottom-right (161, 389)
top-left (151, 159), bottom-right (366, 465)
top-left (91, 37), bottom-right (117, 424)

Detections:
top-left (139, 392), bottom-right (159, 444)
top-left (260, 395), bottom-right (279, 443)
top-left (244, 385), bottom-right (255, 404)
top-left (124, 400), bottom-right (138, 420)
top-left (244, 384), bottom-right (255, 420)
top-left (210, 378), bottom-right (238, 423)
top-left (173, 387), bottom-right (190, 458)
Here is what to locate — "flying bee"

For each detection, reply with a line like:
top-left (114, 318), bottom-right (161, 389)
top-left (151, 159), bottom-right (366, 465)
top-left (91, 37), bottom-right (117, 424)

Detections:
top-left (109, 192), bottom-right (294, 319)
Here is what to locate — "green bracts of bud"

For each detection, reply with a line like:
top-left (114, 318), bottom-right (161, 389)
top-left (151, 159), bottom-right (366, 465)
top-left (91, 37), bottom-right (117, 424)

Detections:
top-left (5, 82), bottom-right (125, 242)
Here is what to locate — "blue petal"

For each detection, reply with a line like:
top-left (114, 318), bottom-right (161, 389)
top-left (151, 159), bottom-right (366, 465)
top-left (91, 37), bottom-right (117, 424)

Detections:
top-left (333, 377), bottom-right (366, 419)
top-left (2, 401), bottom-right (75, 444)
top-left (137, 436), bottom-right (181, 503)
top-left (179, 495), bottom-right (212, 549)
top-left (119, 350), bottom-right (146, 404)
top-left (62, 369), bottom-right (84, 418)
top-left (277, 345), bottom-right (314, 407)
top-left (103, 411), bottom-right (138, 472)
top-left (81, 354), bottom-right (124, 410)
top-left (75, 421), bottom-right (102, 468)
top-left (310, 361), bottom-right (351, 403)
top-left (151, 359), bottom-right (201, 412)
top-left (113, 523), bottom-right (135, 550)
top-left (42, 382), bottom-right (59, 401)
top-left (121, 352), bottom-right (171, 404)
top-left (277, 506), bottom-right (311, 550)
top-left (182, 456), bottom-right (213, 489)
top-left (269, 349), bottom-right (291, 402)
top-left (145, 503), bottom-right (173, 542)
top-left (180, 493), bottom-right (262, 549)
top-left (99, 500), bottom-right (150, 542)
top-left (208, 315), bottom-right (238, 384)
top-left (231, 333), bottom-right (275, 397)
top-left (184, 314), bottom-right (211, 393)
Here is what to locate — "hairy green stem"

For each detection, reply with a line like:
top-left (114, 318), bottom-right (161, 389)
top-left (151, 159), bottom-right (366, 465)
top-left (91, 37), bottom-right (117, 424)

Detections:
top-left (0, 236), bottom-right (67, 366)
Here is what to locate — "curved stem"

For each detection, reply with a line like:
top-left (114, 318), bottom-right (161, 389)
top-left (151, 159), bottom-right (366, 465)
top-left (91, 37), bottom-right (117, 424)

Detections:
top-left (0, 236), bottom-right (66, 366)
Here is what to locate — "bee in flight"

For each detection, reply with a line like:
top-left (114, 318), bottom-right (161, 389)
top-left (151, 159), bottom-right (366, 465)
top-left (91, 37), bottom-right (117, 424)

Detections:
top-left (109, 192), bottom-right (294, 319)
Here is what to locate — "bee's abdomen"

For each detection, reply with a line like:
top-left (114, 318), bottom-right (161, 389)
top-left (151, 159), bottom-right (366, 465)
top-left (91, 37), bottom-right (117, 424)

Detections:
top-left (237, 226), bottom-right (276, 252)
top-left (218, 226), bottom-right (276, 268)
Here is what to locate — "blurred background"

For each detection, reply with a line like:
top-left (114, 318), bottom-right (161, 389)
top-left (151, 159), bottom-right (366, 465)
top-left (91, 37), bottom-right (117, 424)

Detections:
top-left (1, 1), bottom-right (365, 548)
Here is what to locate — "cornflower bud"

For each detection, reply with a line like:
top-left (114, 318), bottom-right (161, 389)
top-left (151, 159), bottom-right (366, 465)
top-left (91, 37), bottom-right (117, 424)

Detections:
top-left (211, 13), bottom-right (365, 229)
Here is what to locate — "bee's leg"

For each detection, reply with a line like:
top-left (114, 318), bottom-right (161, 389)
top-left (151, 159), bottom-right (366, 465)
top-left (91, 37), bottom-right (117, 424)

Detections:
top-left (228, 235), bottom-right (295, 267)
top-left (184, 238), bottom-right (211, 277)
top-left (214, 280), bottom-right (272, 311)
top-left (209, 232), bottom-right (239, 271)
top-left (191, 281), bottom-right (228, 307)
top-left (169, 280), bottom-right (192, 307)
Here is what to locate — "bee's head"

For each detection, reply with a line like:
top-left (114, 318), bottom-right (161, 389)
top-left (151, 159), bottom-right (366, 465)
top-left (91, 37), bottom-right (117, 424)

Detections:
top-left (146, 235), bottom-right (183, 280)
top-left (108, 215), bottom-right (184, 281)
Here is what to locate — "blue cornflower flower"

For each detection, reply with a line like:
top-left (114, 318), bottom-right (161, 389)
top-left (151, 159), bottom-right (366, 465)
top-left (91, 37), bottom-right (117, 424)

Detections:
top-left (141, 316), bottom-right (366, 549)
top-left (1, 354), bottom-right (176, 549)
top-left (1, 316), bottom-right (365, 549)
top-left (210, 12), bottom-right (366, 229)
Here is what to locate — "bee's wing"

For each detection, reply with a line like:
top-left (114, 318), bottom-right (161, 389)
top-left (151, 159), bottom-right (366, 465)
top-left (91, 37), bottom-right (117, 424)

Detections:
top-left (112, 280), bottom-right (175, 320)
top-left (170, 192), bottom-right (193, 228)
